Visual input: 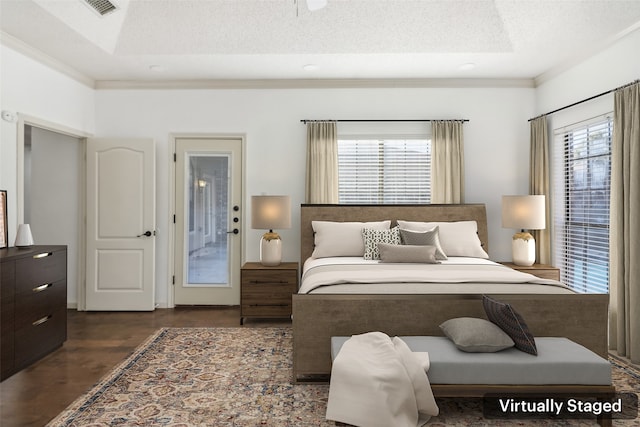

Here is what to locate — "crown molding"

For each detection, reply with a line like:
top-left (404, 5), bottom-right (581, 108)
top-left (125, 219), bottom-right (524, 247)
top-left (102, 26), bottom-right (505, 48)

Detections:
top-left (1, 31), bottom-right (534, 91)
top-left (94, 77), bottom-right (535, 90)
top-left (1, 32), bottom-right (96, 89)
top-left (535, 22), bottom-right (640, 87)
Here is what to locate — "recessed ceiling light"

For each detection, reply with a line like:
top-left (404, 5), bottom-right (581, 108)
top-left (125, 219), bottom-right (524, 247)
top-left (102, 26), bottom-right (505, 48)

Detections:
top-left (303, 64), bottom-right (319, 72)
top-left (306, 0), bottom-right (328, 11)
top-left (459, 63), bottom-right (476, 71)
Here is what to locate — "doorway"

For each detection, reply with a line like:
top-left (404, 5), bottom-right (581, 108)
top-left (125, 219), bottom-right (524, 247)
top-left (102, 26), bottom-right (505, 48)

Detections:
top-left (173, 137), bottom-right (243, 305)
top-left (23, 125), bottom-right (83, 308)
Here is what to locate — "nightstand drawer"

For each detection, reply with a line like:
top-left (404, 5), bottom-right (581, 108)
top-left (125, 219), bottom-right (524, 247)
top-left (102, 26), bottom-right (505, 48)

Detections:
top-left (241, 303), bottom-right (291, 317)
top-left (242, 280), bottom-right (295, 297)
top-left (499, 262), bottom-right (560, 281)
top-left (241, 270), bottom-right (297, 286)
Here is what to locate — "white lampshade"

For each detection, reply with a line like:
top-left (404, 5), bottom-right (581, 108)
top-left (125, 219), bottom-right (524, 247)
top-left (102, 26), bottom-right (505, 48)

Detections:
top-left (251, 196), bottom-right (291, 231)
top-left (14, 223), bottom-right (34, 248)
top-left (501, 195), bottom-right (546, 230)
top-left (251, 196), bottom-right (291, 266)
top-left (502, 195), bottom-right (546, 267)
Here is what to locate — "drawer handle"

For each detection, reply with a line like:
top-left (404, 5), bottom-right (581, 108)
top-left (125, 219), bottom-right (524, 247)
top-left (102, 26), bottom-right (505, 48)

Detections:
top-left (249, 280), bottom-right (289, 284)
top-left (32, 283), bottom-right (53, 293)
top-left (249, 304), bottom-right (289, 307)
top-left (32, 315), bottom-right (52, 326)
top-left (33, 252), bottom-right (53, 259)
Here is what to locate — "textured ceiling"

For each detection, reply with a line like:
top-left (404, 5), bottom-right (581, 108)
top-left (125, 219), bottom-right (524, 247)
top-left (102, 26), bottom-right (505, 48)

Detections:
top-left (1, 0), bottom-right (640, 85)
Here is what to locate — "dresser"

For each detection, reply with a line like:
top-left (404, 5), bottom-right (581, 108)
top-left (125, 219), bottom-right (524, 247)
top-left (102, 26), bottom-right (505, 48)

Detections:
top-left (1, 245), bottom-right (67, 381)
top-left (240, 262), bottom-right (298, 325)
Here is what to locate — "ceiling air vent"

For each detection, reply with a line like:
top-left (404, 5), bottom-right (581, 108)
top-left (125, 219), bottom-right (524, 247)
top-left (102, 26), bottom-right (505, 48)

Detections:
top-left (83, 0), bottom-right (118, 16)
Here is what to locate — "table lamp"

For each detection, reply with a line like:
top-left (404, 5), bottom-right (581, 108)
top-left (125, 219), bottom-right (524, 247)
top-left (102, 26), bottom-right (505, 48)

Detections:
top-left (501, 195), bottom-right (545, 266)
top-left (251, 195), bottom-right (291, 266)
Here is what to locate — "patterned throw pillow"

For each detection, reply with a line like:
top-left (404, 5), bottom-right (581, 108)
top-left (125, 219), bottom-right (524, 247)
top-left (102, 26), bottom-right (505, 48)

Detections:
top-left (482, 295), bottom-right (538, 355)
top-left (399, 227), bottom-right (448, 260)
top-left (362, 226), bottom-right (401, 260)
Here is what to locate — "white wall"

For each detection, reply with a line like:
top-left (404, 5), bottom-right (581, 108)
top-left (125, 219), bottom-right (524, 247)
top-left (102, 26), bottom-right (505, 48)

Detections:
top-left (535, 27), bottom-right (640, 116)
top-left (0, 44), bottom-right (95, 239)
top-left (96, 86), bottom-right (535, 305)
top-left (1, 40), bottom-right (540, 308)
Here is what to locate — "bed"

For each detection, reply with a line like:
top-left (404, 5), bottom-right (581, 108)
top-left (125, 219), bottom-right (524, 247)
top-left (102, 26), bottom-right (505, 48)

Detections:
top-left (292, 204), bottom-right (609, 382)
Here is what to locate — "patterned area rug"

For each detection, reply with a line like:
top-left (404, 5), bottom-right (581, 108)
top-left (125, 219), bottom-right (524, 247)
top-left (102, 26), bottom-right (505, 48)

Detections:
top-left (47, 328), bottom-right (640, 426)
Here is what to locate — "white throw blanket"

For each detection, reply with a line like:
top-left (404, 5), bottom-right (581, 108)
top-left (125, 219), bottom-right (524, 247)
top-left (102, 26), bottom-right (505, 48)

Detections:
top-left (326, 332), bottom-right (439, 427)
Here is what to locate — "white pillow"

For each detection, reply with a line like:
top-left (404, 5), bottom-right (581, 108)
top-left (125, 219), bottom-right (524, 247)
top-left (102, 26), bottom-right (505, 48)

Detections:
top-left (397, 220), bottom-right (488, 258)
top-left (311, 220), bottom-right (391, 258)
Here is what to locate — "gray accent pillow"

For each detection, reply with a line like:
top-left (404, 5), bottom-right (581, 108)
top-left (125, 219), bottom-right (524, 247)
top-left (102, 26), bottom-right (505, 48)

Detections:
top-left (439, 317), bottom-right (515, 353)
top-left (362, 226), bottom-right (401, 260)
top-left (378, 243), bottom-right (439, 264)
top-left (399, 227), bottom-right (448, 260)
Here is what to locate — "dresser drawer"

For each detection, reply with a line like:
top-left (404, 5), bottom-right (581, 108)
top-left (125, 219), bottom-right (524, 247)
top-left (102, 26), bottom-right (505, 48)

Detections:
top-left (14, 306), bottom-right (66, 370)
top-left (15, 250), bottom-right (66, 295)
top-left (14, 280), bottom-right (66, 329)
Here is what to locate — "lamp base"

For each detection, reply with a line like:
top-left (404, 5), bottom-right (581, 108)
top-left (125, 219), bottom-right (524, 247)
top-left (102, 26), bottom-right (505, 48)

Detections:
top-left (512, 231), bottom-right (536, 266)
top-left (260, 231), bottom-right (282, 266)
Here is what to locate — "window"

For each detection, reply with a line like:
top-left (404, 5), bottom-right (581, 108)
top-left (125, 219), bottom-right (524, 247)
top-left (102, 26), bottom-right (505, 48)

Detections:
top-left (337, 138), bottom-right (431, 204)
top-left (552, 115), bottom-right (612, 293)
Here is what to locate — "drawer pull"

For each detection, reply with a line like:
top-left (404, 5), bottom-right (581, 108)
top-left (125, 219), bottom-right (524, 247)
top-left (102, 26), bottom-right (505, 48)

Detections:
top-left (249, 304), bottom-right (289, 307)
top-left (32, 315), bottom-right (52, 326)
top-left (32, 283), bottom-right (53, 293)
top-left (249, 280), bottom-right (289, 284)
top-left (33, 252), bottom-right (53, 259)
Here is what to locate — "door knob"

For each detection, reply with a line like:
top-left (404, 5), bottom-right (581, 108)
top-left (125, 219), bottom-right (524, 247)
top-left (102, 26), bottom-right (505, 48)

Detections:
top-left (227, 229), bottom-right (239, 235)
top-left (137, 230), bottom-right (155, 237)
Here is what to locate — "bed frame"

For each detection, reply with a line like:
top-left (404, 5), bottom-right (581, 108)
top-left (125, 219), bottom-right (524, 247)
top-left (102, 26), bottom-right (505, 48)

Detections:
top-left (292, 204), bottom-right (610, 382)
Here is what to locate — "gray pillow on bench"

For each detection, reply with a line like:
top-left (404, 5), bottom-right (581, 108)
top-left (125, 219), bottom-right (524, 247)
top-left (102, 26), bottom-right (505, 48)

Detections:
top-left (440, 317), bottom-right (515, 352)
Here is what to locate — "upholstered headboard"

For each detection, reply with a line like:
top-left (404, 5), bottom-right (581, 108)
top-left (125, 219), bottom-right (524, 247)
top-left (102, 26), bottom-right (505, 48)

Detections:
top-left (300, 204), bottom-right (489, 265)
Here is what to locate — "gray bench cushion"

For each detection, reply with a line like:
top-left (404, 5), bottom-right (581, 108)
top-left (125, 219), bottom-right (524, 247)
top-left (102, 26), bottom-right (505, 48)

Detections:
top-left (331, 336), bottom-right (611, 386)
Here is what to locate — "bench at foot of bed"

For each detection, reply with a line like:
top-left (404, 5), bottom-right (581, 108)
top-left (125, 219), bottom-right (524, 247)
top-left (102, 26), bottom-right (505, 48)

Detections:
top-left (330, 336), bottom-right (615, 427)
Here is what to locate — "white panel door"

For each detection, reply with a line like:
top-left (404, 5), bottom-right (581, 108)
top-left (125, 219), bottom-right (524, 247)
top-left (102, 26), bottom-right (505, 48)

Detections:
top-left (86, 138), bottom-right (156, 311)
top-left (174, 137), bottom-right (242, 305)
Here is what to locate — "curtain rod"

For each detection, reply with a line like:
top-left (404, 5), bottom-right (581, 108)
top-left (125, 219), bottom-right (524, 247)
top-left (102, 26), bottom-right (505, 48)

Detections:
top-left (529, 78), bottom-right (640, 122)
top-left (300, 119), bottom-right (469, 124)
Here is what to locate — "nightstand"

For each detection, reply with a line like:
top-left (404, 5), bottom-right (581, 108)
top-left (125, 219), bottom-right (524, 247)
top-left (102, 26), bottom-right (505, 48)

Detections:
top-left (240, 262), bottom-right (299, 325)
top-left (499, 262), bottom-right (560, 281)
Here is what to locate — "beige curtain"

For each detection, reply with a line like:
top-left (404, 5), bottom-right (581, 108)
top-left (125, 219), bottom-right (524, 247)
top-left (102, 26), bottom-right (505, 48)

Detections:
top-left (529, 116), bottom-right (551, 264)
top-left (305, 121), bottom-right (339, 204)
top-left (609, 82), bottom-right (640, 363)
top-left (431, 120), bottom-right (465, 203)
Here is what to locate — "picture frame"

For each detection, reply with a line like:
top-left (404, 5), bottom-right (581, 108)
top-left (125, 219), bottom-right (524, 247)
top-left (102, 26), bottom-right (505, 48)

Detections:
top-left (0, 190), bottom-right (7, 248)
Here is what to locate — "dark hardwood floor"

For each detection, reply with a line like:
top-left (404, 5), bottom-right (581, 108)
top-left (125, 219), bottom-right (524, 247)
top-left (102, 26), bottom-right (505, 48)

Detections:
top-left (0, 307), bottom-right (290, 427)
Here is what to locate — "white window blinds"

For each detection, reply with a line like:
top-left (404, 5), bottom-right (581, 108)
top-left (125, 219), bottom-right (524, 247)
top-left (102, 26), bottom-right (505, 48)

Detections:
top-left (552, 115), bottom-right (612, 293)
top-left (337, 138), bottom-right (431, 204)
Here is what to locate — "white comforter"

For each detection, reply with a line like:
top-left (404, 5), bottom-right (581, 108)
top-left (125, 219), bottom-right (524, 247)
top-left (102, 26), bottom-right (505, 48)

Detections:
top-left (326, 332), bottom-right (439, 427)
top-left (299, 257), bottom-right (572, 294)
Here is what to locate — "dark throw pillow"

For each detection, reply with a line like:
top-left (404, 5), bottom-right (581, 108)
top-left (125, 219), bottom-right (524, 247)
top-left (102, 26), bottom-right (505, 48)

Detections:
top-left (482, 295), bottom-right (538, 355)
